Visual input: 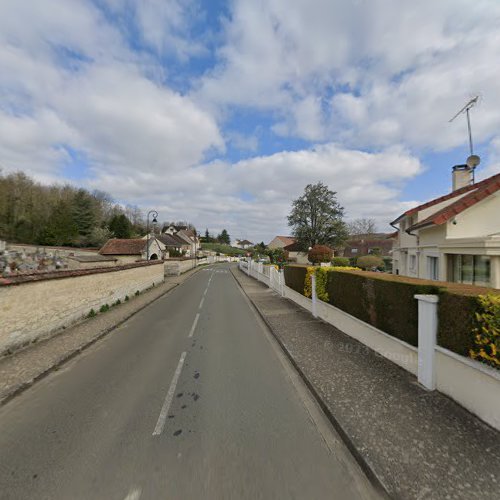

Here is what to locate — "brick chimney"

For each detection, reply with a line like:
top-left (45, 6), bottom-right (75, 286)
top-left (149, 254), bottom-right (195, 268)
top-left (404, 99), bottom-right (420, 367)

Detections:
top-left (452, 164), bottom-right (473, 191)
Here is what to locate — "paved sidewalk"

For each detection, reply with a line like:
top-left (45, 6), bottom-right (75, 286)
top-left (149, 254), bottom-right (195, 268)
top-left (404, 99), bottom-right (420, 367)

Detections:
top-left (0, 267), bottom-right (201, 405)
top-left (232, 267), bottom-right (500, 500)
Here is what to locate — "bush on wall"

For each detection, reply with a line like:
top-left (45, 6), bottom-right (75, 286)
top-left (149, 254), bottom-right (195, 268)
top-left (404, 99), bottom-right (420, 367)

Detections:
top-left (283, 265), bottom-right (307, 294)
top-left (470, 294), bottom-right (500, 368)
top-left (331, 257), bottom-right (350, 267)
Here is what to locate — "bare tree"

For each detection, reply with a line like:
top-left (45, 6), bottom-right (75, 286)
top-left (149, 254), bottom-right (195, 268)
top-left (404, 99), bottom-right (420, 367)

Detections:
top-left (347, 218), bottom-right (378, 236)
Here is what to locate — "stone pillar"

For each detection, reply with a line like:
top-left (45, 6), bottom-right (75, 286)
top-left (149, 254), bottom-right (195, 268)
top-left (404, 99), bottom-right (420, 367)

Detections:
top-left (415, 294), bottom-right (439, 390)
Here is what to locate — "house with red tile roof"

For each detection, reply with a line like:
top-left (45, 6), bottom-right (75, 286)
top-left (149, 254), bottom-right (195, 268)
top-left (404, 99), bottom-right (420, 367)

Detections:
top-left (390, 167), bottom-right (500, 288)
top-left (99, 238), bottom-right (165, 263)
top-left (267, 235), bottom-right (296, 249)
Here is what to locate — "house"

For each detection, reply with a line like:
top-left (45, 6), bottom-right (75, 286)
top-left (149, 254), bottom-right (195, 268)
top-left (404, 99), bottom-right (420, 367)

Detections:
top-left (234, 239), bottom-right (254, 249)
top-left (391, 167), bottom-right (500, 288)
top-left (157, 233), bottom-right (190, 256)
top-left (283, 241), bottom-right (310, 264)
top-left (99, 238), bottom-right (165, 263)
top-left (341, 233), bottom-right (394, 259)
top-left (162, 225), bottom-right (200, 256)
top-left (268, 236), bottom-right (296, 249)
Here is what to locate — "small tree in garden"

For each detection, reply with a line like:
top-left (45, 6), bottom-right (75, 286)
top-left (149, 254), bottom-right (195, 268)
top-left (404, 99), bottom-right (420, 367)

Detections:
top-left (308, 245), bottom-right (333, 264)
top-left (356, 254), bottom-right (384, 270)
top-left (331, 257), bottom-right (350, 267)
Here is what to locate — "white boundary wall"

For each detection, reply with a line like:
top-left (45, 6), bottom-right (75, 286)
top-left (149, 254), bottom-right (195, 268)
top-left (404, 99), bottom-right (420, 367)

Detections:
top-left (239, 260), bottom-right (500, 431)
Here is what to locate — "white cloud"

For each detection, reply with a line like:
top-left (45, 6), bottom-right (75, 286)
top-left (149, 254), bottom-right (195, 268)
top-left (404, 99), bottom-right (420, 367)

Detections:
top-left (198, 0), bottom-right (500, 152)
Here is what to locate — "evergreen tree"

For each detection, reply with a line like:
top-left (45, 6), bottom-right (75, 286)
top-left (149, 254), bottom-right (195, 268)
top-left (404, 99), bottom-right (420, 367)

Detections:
top-left (217, 229), bottom-right (230, 245)
top-left (109, 213), bottom-right (133, 238)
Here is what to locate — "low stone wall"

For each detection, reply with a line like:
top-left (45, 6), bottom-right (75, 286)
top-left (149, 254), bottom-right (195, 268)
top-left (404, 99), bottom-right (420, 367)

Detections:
top-left (164, 259), bottom-right (197, 276)
top-left (0, 262), bottom-right (164, 356)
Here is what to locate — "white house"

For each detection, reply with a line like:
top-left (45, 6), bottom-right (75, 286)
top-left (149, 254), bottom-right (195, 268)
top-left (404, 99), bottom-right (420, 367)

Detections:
top-left (391, 167), bottom-right (500, 288)
top-left (162, 225), bottom-right (199, 256)
top-left (234, 239), bottom-right (254, 249)
top-left (268, 235), bottom-right (296, 249)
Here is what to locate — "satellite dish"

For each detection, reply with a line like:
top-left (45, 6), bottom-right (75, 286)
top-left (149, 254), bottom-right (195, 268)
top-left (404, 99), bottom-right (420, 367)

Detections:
top-left (466, 154), bottom-right (480, 168)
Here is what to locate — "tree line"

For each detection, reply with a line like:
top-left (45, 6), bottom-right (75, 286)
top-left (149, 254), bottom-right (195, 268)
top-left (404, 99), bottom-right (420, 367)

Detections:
top-left (0, 171), bottom-right (145, 247)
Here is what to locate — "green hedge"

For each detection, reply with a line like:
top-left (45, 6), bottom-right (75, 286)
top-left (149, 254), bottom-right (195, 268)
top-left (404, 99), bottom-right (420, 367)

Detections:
top-left (327, 270), bottom-right (439, 346)
top-left (437, 292), bottom-right (478, 356)
top-left (284, 265), bottom-right (307, 294)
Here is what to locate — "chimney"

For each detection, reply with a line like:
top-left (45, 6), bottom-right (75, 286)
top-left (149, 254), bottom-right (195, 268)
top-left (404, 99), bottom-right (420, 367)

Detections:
top-left (452, 164), bottom-right (473, 191)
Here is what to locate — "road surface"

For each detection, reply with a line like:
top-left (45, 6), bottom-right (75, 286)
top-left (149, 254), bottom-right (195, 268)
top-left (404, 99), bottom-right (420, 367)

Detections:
top-left (0, 264), bottom-right (380, 499)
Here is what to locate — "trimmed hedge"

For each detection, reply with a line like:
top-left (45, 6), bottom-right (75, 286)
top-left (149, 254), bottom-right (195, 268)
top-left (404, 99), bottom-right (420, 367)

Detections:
top-left (284, 265), bottom-right (307, 294)
top-left (438, 292), bottom-right (477, 356)
top-left (328, 270), bottom-right (439, 346)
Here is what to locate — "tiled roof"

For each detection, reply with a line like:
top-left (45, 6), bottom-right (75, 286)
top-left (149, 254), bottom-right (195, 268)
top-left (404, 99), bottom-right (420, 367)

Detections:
top-left (275, 236), bottom-right (296, 246)
top-left (158, 234), bottom-right (188, 246)
top-left (391, 172), bottom-right (500, 225)
top-left (238, 239), bottom-right (253, 245)
top-left (408, 172), bottom-right (500, 231)
top-left (99, 239), bottom-right (146, 255)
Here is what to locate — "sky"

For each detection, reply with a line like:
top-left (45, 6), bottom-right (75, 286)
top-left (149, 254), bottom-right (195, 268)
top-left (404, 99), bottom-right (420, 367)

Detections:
top-left (1, 0), bottom-right (500, 243)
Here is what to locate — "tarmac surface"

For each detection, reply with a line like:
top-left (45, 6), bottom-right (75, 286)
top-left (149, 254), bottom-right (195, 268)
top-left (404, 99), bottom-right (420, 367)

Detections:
top-left (0, 264), bottom-right (379, 499)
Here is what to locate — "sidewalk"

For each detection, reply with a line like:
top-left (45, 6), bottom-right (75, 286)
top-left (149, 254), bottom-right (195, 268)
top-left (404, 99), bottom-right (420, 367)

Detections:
top-left (0, 267), bottom-right (200, 406)
top-left (232, 267), bottom-right (500, 500)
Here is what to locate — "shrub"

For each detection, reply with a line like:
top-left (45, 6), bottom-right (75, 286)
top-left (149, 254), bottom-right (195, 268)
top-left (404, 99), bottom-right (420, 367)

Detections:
top-left (125, 295), bottom-right (129, 301)
top-left (308, 245), bottom-right (333, 264)
top-left (99, 304), bottom-right (110, 313)
top-left (331, 257), bottom-right (350, 267)
top-left (470, 294), bottom-right (500, 368)
top-left (113, 299), bottom-right (121, 306)
top-left (356, 255), bottom-right (384, 270)
top-left (284, 265), bottom-right (307, 294)
top-left (135, 290), bottom-right (140, 296)
top-left (87, 309), bottom-right (96, 318)
top-left (328, 270), bottom-right (439, 346)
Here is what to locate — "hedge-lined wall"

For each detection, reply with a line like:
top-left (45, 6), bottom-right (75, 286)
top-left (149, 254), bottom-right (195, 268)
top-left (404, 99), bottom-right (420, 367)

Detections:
top-left (282, 265), bottom-right (500, 369)
top-left (284, 265), bottom-right (307, 294)
top-left (328, 270), bottom-right (439, 346)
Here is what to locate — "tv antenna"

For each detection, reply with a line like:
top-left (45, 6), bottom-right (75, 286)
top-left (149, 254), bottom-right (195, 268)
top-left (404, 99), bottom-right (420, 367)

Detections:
top-left (449, 96), bottom-right (479, 157)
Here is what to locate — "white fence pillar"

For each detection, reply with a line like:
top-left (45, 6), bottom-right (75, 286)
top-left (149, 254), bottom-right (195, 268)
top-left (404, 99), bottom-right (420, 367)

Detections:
top-left (415, 294), bottom-right (439, 390)
top-left (279, 269), bottom-right (284, 296)
top-left (311, 272), bottom-right (317, 318)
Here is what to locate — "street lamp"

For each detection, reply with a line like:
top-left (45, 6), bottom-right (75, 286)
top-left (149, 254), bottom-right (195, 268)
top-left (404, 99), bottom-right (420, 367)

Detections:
top-left (146, 210), bottom-right (158, 261)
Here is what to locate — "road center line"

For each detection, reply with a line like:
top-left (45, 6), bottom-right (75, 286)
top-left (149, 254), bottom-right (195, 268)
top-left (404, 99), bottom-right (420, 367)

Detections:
top-left (188, 313), bottom-right (200, 338)
top-left (199, 296), bottom-right (205, 309)
top-left (124, 487), bottom-right (142, 500)
top-left (152, 352), bottom-right (187, 436)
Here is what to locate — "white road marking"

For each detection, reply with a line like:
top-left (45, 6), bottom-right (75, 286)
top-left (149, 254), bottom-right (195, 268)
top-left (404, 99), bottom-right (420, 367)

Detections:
top-left (188, 313), bottom-right (200, 338)
top-left (124, 487), bottom-right (142, 500)
top-left (199, 296), bottom-right (205, 309)
top-left (152, 352), bottom-right (187, 436)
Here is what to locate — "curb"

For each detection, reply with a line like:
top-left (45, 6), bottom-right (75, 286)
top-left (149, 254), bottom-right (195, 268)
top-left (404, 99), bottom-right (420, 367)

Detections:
top-left (230, 267), bottom-right (393, 500)
top-left (0, 267), bottom-right (202, 407)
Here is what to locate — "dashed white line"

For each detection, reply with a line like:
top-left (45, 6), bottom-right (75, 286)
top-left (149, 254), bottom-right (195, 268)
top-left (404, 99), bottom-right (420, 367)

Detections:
top-left (199, 297), bottom-right (205, 309)
top-left (124, 487), bottom-right (142, 500)
top-left (152, 352), bottom-right (187, 436)
top-left (188, 313), bottom-right (200, 338)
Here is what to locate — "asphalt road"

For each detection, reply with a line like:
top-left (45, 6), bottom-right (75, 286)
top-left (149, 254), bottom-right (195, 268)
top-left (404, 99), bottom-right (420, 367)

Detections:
top-left (0, 264), bottom-right (380, 500)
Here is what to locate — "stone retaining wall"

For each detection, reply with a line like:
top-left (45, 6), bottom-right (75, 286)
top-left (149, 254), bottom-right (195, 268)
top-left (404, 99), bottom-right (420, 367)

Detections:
top-left (0, 262), bottom-right (164, 356)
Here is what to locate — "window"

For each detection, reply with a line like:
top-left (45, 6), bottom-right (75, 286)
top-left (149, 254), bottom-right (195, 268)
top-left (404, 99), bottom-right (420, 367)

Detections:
top-left (449, 255), bottom-right (490, 286)
top-left (351, 248), bottom-right (358, 254)
top-left (409, 255), bottom-right (416, 271)
top-left (427, 256), bottom-right (439, 281)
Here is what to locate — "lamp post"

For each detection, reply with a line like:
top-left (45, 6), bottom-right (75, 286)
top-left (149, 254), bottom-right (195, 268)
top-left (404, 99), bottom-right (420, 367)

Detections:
top-left (146, 210), bottom-right (158, 261)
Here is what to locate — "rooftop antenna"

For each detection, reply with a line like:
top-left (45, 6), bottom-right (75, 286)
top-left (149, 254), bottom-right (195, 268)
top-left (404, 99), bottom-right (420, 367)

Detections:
top-left (449, 96), bottom-right (481, 182)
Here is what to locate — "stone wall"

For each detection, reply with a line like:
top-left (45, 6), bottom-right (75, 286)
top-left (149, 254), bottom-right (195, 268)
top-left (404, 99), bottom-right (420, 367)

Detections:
top-left (0, 262), bottom-right (164, 356)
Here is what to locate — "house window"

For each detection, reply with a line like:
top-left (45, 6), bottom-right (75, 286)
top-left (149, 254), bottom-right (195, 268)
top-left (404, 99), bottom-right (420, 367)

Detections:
top-left (351, 248), bottom-right (358, 254)
top-left (427, 256), bottom-right (439, 281)
top-left (409, 255), bottom-right (416, 271)
top-left (449, 255), bottom-right (490, 286)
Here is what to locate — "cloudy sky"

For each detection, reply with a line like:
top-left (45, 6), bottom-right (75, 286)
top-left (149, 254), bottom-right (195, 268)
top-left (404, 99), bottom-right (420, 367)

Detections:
top-left (1, 0), bottom-right (500, 243)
